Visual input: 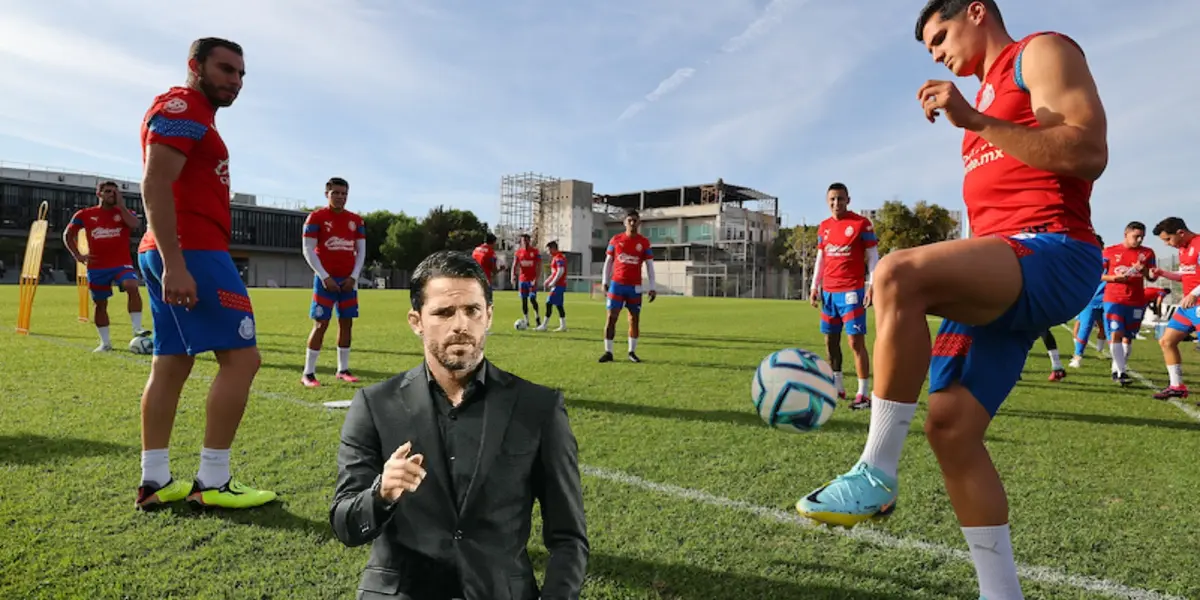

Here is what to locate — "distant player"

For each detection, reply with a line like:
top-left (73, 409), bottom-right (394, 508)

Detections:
top-left (537, 240), bottom-right (568, 332)
top-left (798, 3), bottom-right (1108, 599)
top-left (1148, 217), bottom-right (1200, 400)
top-left (472, 233), bottom-right (499, 285)
top-left (600, 209), bottom-right (656, 363)
top-left (1101, 221), bottom-right (1156, 385)
top-left (300, 177), bottom-right (366, 387)
top-left (1069, 235), bottom-right (1106, 367)
top-left (1037, 329), bottom-right (1066, 380)
top-left (810, 182), bottom-right (878, 410)
top-left (64, 180), bottom-right (151, 351)
top-left (135, 37), bottom-right (275, 510)
top-left (511, 233), bottom-right (542, 328)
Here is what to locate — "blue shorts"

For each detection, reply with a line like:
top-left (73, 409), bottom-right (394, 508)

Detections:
top-left (606, 282), bottom-right (642, 314)
top-left (547, 285), bottom-right (566, 307)
top-left (1167, 306), bottom-right (1199, 334)
top-left (87, 265), bottom-right (139, 302)
top-left (929, 233), bottom-right (1102, 416)
top-left (519, 281), bottom-right (537, 299)
top-left (311, 275), bottom-right (359, 320)
top-left (820, 288), bottom-right (867, 336)
top-left (139, 249), bottom-right (257, 356)
top-left (1102, 302), bottom-right (1144, 339)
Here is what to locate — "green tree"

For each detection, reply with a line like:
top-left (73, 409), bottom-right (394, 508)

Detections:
top-left (379, 214), bottom-right (424, 270)
top-left (871, 199), bottom-right (960, 254)
top-left (360, 210), bottom-right (406, 268)
top-left (420, 206), bottom-right (488, 254)
top-left (771, 224), bottom-right (820, 273)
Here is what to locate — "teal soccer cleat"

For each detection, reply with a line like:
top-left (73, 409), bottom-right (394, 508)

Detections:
top-left (796, 461), bottom-right (899, 528)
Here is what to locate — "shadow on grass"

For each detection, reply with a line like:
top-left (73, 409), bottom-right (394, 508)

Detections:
top-left (1000, 408), bottom-right (1200, 432)
top-left (529, 550), bottom-right (946, 599)
top-left (162, 501), bottom-right (333, 543)
top-left (566, 397), bottom-right (870, 434)
top-left (0, 434), bottom-right (131, 465)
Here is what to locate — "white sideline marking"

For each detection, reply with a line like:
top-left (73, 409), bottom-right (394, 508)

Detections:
top-left (1054, 324), bottom-right (1200, 423)
top-left (583, 465), bottom-right (1185, 600)
top-left (24, 333), bottom-right (1190, 598)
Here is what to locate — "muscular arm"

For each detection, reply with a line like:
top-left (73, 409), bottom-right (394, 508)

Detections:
top-left (969, 34), bottom-right (1108, 181)
top-left (118, 205), bottom-right (140, 231)
top-left (1156, 270), bottom-right (1184, 282)
top-left (534, 392), bottom-right (589, 598)
top-left (140, 144), bottom-right (188, 269)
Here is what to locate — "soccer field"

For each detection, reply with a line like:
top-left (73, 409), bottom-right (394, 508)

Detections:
top-left (2, 285), bottom-right (1199, 600)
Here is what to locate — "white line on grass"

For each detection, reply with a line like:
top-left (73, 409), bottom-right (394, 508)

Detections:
top-left (24, 333), bottom-right (1189, 599)
top-left (583, 465), bottom-right (1185, 600)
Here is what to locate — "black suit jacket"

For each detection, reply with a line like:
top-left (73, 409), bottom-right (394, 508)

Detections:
top-left (330, 360), bottom-right (589, 600)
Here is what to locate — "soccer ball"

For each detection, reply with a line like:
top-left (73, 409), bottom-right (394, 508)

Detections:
top-left (513, 318), bottom-right (528, 331)
top-left (752, 348), bottom-right (838, 432)
top-left (128, 335), bottom-right (154, 355)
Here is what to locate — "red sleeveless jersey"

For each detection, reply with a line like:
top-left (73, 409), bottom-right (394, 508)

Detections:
top-left (961, 32), bottom-right (1097, 245)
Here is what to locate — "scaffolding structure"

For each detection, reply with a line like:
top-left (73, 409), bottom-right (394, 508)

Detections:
top-left (498, 172), bottom-right (562, 252)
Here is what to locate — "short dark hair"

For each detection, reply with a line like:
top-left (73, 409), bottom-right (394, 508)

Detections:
top-left (519, 233), bottom-right (531, 242)
top-left (546, 240), bottom-right (558, 250)
top-left (189, 37), bottom-right (243, 64)
top-left (1153, 217), bottom-right (1189, 236)
top-left (96, 180), bottom-right (118, 192)
top-left (326, 177), bottom-right (349, 191)
top-left (1126, 221), bottom-right (1146, 233)
top-left (828, 182), bottom-right (848, 194)
top-left (485, 233), bottom-right (496, 244)
top-left (409, 250), bottom-right (492, 312)
top-left (915, 0), bottom-right (1004, 42)
top-left (625, 209), bottom-right (639, 219)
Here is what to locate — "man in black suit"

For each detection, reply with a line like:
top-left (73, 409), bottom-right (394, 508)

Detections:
top-left (330, 250), bottom-right (588, 600)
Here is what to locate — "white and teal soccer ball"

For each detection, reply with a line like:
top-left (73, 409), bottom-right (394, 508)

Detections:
top-left (513, 318), bottom-right (528, 331)
top-left (752, 348), bottom-right (838, 432)
top-left (128, 335), bottom-right (154, 355)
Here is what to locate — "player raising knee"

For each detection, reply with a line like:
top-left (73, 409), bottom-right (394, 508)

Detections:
top-left (64, 180), bottom-right (151, 351)
top-left (1069, 235), bottom-right (1105, 367)
top-left (537, 240), bottom-right (567, 331)
top-left (1100, 222), bottom-right (1156, 385)
top-left (1148, 217), bottom-right (1199, 400)
top-left (798, 3), bottom-right (1108, 599)
top-left (135, 37), bottom-right (274, 510)
top-left (810, 182), bottom-right (878, 409)
top-left (600, 209), bottom-right (655, 363)
top-left (300, 177), bottom-right (366, 387)
top-left (511, 233), bottom-right (542, 329)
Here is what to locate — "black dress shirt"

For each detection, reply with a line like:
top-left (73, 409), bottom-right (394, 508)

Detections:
top-left (425, 363), bottom-right (488, 510)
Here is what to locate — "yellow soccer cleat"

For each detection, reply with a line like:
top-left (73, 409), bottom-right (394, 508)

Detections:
top-left (135, 478), bottom-right (191, 510)
top-left (187, 479), bottom-right (278, 509)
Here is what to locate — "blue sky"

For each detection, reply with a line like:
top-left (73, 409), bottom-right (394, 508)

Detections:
top-left (0, 0), bottom-right (1196, 259)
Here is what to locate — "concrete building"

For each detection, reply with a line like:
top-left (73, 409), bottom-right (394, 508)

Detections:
top-left (0, 164), bottom-right (311, 287)
top-left (496, 174), bottom-right (783, 298)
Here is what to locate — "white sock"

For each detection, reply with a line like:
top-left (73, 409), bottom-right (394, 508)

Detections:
top-left (962, 524), bottom-right (1023, 599)
top-left (1122, 341), bottom-right (1131, 359)
top-left (97, 326), bottom-right (111, 346)
top-left (304, 348), bottom-right (320, 376)
top-left (197, 447), bottom-right (231, 488)
top-left (1109, 342), bottom-right (1126, 373)
top-left (858, 397), bottom-right (917, 479)
top-left (1048, 350), bottom-right (1062, 370)
top-left (140, 448), bottom-right (170, 486)
top-left (1168, 363), bottom-right (1184, 387)
top-left (857, 378), bottom-right (869, 397)
top-left (130, 312), bottom-right (143, 332)
top-left (833, 371), bottom-right (844, 393)
top-left (559, 317), bottom-right (566, 328)
top-left (604, 338), bottom-right (614, 353)
top-left (629, 337), bottom-right (638, 353)
top-left (337, 347), bottom-right (350, 372)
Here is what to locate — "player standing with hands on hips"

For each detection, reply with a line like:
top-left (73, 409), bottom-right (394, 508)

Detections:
top-left (797, 2), bottom-right (1108, 599)
top-left (301, 177), bottom-right (366, 387)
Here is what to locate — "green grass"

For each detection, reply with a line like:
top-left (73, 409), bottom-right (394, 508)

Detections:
top-left (2, 285), bottom-right (1199, 599)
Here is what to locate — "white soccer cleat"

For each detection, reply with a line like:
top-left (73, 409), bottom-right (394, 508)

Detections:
top-left (554, 326), bottom-right (567, 332)
top-left (93, 343), bottom-right (112, 352)
top-left (1068, 356), bottom-right (1082, 368)
top-left (535, 323), bottom-right (547, 331)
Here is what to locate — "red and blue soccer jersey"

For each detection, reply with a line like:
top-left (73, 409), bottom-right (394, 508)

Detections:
top-left (1102, 244), bottom-right (1156, 306)
top-left (66, 206), bottom-right (133, 270)
top-left (514, 247), bottom-right (540, 283)
top-left (816, 213), bottom-right (877, 292)
top-left (606, 232), bottom-right (652, 285)
top-left (138, 86), bottom-right (231, 252)
top-left (472, 243), bottom-right (497, 280)
top-left (1180, 236), bottom-right (1200, 297)
top-left (303, 207), bottom-right (365, 279)
top-left (548, 252), bottom-right (567, 287)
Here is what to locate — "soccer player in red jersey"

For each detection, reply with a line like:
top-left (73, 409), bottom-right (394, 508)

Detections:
top-left (1148, 217), bottom-right (1200, 400)
top-left (472, 233), bottom-right (499, 284)
top-left (810, 183), bottom-right (879, 410)
top-left (301, 177), bottom-right (366, 387)
top-left (64, 180), bottom-right (151, 351)
top-left (537, 240), bottom-right (568, 331)
top-left (510, 233), bottom-right (543, 329)
top-left (600, 209), bottom-right (656, 363)
top-left (797, 3), bottom-right (1108, 598)
top-left (1100, 221), bottom-right (1156, 385)
top-left (134, 38), bottom-right (275, 511)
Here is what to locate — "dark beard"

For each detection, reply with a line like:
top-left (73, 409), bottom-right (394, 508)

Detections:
top-left (433, 336), bottom-right (482, 372)
top-left (197, 74), bottom-right (233, 108)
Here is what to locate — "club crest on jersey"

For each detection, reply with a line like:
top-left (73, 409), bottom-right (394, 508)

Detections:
top-left (238, 316), bottom-right (255, 340)
top-left (113, 214), bottom-right (120, 221)
top-left (347, 221), bottom-right (356, 231)
top-left (635, 243), bottom-right (643, 251)
top-left (215, 159), bottom-right (230, 187)
top-left (164, 98), bottom-right (188, 114)
top-left (844, 226), bottom-right (855, 236)
top-left (977, 83), bottom-right (995, 112)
